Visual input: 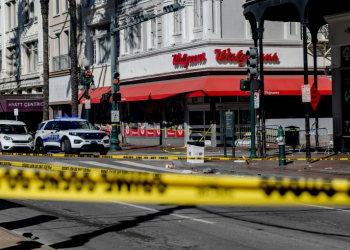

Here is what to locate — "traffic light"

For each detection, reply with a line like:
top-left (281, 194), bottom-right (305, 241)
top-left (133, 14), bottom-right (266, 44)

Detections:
top-left (163, 2), bottom-right (181, 13)
top-left (133, 14), bottom-right (150, 23)
top-left (251, 79), bottom-right (262, 91)
top-left (113, 71), bottom-right (120, 92)
top-left (240, 79), bottom-right (251, 91)
top-left (113, 93), bottom-right (121, 102)
top-left (246, 47), bottom-right (258, 78)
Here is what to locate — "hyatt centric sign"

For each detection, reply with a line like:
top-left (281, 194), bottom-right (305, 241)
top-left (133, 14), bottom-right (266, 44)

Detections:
top-left (0, 99), bottom-right (44, 112)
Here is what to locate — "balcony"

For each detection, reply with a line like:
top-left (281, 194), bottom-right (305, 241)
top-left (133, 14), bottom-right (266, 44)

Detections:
top-left (53, 54), bottom-right (71, 71)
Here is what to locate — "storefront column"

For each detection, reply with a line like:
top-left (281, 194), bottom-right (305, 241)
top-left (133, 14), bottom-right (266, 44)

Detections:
top-left (183, 0), bottom-right (194, 43)
top-left (162, 0), bottom-right (173, 47)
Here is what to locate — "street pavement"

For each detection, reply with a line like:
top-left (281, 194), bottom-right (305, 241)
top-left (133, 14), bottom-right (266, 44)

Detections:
top-left (0, 144), bottom-right (350, 249)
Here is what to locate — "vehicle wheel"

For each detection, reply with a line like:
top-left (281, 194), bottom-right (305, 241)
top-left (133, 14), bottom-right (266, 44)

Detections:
top-left (0, 143), bottom-right (2, 153)
top-left (61, 139), bottom-right (72, 154)
top-left (35, 139), bottom-right (47, 154)
top-left (100, 149), bottom-right (109, 155)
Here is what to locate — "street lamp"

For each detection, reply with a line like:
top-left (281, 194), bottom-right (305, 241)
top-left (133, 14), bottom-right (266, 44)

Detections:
top-left (78, 59), bottom-right (94, 121)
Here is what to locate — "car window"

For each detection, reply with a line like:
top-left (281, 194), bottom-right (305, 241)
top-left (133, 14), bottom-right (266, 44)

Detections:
top-left (38, 122), bottom-right (46, 130)
top-left (44, 121), bottom-right (55, 130)
top-left (0, 125), bottom-right (28, 134)
top-left (60, 121), bottom-right (92, 130)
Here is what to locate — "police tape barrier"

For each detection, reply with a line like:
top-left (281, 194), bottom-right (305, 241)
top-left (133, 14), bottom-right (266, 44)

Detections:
top-left (0, 152), bottom-right (349, 161)
top-left (0, 168), bottom-right (350, 205)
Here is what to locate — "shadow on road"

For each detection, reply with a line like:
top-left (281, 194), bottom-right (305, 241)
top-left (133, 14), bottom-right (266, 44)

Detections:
top-left (50, 205), bottom-right (189, 249)
top-left (0, 199), bottom-right (25, 211)
top-left (0, 215), bottom-right (58, 230)
top-left (0, 240), bottom-right (45, 250)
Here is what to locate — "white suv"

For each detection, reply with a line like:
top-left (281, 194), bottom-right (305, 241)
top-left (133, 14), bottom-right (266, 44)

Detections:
top-left (0, 120), bottom-right (34, 152)
top-left (34, 118), bottom-right (110, 155)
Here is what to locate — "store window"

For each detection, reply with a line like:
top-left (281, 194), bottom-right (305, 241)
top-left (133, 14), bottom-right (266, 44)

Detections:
top-left (189, 111), bottom-right (203, 125)
top-left (204, 111), bottom-right (221, 125)
top-left (240, 110), bottom-right (251, 124)
top-left (166, 97), bottom-right (184, 129)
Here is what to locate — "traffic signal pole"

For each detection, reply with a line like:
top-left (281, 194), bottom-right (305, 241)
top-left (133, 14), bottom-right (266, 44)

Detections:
top-left (109, 16), bottom-right (121, 151)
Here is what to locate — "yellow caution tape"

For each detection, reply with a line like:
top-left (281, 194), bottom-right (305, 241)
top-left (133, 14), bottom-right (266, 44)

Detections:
top-left (0, 152), bottom-right (348, 161)
top-left (0, 168), bottom-right (349, 205)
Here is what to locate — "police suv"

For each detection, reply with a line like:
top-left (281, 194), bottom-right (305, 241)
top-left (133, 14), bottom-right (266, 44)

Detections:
top-left (34, 118), bottom-right (110, 155)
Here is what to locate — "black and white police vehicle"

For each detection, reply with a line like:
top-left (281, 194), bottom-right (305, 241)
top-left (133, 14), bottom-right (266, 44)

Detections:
top-left (34, 118), bottom-right (110, 155)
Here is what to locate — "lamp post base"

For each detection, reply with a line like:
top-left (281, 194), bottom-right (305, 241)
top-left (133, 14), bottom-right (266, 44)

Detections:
top-left (109, 124), bottom-right (122, 151)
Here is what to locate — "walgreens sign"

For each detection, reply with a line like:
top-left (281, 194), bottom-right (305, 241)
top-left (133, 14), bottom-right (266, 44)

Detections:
top-left (172, 53), bottom-right (207, 69)
top-left (214, 49), bottom-right (279, 65)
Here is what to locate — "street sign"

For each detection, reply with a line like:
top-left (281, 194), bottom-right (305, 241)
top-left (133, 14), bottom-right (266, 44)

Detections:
top-left (302, 85), bottom-right (311, 102)
top-left (310, 84), bottom-right (321, 111)
top-left (111, 110), bottom-right (120, 122)
top-left (254, 92), bottom-right (259, 109)
top-left (85, 99), bottom-right (91, 109)
top-left (14, 108), bottom-right (18, 116)
top-left (225, 111), bottom-right (233, 137)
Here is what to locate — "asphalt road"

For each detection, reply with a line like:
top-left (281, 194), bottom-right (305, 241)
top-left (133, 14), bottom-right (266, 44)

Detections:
top-left (1, 154), bottom-right (350, 249)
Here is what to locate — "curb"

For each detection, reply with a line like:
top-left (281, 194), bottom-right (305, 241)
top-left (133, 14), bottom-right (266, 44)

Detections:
top-left (0, 227), bottom-right (55, 250)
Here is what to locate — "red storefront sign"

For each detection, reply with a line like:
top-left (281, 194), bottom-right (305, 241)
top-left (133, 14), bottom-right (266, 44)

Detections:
top-left (166, 130), bottom-right (176, 137)
top-left (139, 128), bottom-right (146, 136)
top-left (124, 125), bottom-right (131, 136)
top-left (155, 124), bottom-right (161, 137)
top-left (176, 125), bottom-right (184, 137)
top-left (214, 49), bottom-right (279, 65)
top-left (147, 130), bottom-right (155, 136)
top-left (131, 129), bottom-right (139, 136)
top-left (172, 53), bottom-right (207, 69)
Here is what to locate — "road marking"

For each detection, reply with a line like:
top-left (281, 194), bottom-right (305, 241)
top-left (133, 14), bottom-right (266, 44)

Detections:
top-left (79, 161), bottom-right (150, 172)
top-left (109, 200), bottom-right (214, 224)
top-left (47, 162), bottom-right (81, 167)
top-left (295, 203), bottom-right (350, 212)
top-left (114, 161), bottom-right (182, 173)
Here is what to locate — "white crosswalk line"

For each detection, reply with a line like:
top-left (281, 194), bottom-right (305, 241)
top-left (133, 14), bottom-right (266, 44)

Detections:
top-left (114, 160), bottom-right (182, 173)
top-left (47, 162), bottom-right (81, 167)
top-left (79, 161), bottom-right (150, 172)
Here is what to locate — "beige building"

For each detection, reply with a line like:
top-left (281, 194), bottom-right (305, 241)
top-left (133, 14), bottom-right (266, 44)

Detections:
top-left (48, 0), bottom-right (83, 119)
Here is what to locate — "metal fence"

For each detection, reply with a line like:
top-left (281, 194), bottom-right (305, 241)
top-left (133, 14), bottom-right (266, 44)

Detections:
top-left (234, 125), bottom-right (279, 146)
top-left (298, 128), bottom-right (331, 151)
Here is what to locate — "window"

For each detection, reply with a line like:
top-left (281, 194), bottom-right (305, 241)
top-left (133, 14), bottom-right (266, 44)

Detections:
top-left (8, 47), bottom-right (19, 76)
top-left (36, 87), bottom-right (42, 92)
top-left (56, 0), bottom-right (60, 14)
top-left (150, 18), bottom-right (156, 48)
top-left (1, 92), bottom-right (5, 95)
top-left (194, 0), bottom-right (203, 28)
top-left (91, 24), bottom-right (111, 65)
top-left (27, 89), bottom-right (32, 93)
top-left (44, 121), bottom-right (55, 130)
top-left (136, 23), bottom-right (142, 50)
top-left (26, 41), bottom-right (38, 73)
top-left (65, 0), bottom-right (69, 11)
top-left (174, 6), bottom-right (182, 33)
top-left (6, 1), bottom-right (18, 30)
top-left (17, 90), bottom-right (22, 94)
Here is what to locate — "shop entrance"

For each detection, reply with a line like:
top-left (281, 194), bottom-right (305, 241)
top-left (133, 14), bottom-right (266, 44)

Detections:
top-left (188, 108), bottom-right (251, 146)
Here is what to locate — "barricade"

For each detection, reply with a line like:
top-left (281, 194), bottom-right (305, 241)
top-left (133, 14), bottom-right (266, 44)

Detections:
top-left (235, 125), bottom-right (279, 146)
top-left (0, 167), bottom-right (350, 205)
top-left (299, 128), bottom-right (331, 152)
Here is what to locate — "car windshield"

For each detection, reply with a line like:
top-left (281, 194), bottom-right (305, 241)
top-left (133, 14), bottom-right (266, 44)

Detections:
top-left (60, 121), bottom-right (93, 130)
top-left (0, 125), bottom-right (28, 134)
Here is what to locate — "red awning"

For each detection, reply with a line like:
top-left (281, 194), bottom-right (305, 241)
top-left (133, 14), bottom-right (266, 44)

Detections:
top-left (118, 75), bottom-right (332, 101)
top-left (80, 86), bottom-right (111, 104)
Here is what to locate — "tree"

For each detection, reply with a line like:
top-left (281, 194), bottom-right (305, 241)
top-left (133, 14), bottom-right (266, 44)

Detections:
top-left (40, 0), bottom-right (49, 121)
top-left (69, 0), bottom-right (79, 117)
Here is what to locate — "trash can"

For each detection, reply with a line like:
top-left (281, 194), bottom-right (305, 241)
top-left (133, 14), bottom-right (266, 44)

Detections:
top-left (284, 126), bottom-right (300, 150)
top-left (187, 140), bottom-right (205, 163)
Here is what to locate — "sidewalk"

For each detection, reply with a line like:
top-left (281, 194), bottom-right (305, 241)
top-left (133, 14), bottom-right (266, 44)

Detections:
top-left (113, 143), bottom-right (350, 180)
top-left (0, 227), bottom-right (54, 250)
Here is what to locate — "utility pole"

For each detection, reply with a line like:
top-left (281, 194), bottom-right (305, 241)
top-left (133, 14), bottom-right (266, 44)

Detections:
top-left (40, 0), bottom-right (49, 121)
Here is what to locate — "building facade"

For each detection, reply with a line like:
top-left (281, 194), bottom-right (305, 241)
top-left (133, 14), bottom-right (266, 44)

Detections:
top-left (0, 0), bottom-right (44, 132)
top-left (48, 0), bottom-right (83, 119)
top-left (114, 0), bottom-right (332, 146)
